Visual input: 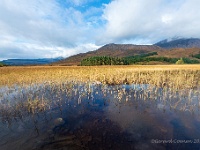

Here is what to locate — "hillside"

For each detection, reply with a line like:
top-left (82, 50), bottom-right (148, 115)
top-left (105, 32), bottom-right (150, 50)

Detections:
top-left (156, 47), bottom-right (200, 58)
top-left (55, 44), bottom-right (163, 65)
top-left (55, 45), bottom-right (200, 66)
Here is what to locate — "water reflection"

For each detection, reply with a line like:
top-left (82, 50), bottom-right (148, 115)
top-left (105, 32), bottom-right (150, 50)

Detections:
top-left (0, 82), bottom-right (200, 149)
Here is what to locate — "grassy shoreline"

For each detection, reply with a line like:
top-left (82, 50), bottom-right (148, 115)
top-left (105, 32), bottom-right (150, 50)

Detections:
top-left (1, 65), bottom-right (200, 89)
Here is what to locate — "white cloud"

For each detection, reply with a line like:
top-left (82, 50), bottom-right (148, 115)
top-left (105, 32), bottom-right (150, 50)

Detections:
top-left (0, 0), bottom-right (86, 46)
top-left (161, 15), bottom-right (172, 24)
top-left (1, 0), bottom-right (200, 60)
top-left (67, 0), bottom-right (94, 6)
top-left (44, 43), bottom-right (101, 58)
top-left (0, 0), bottom-right (99, 60)
top-left (68, 0), bottom-right (85, 6)
top-left (98, 0), bottom-right (200, 44)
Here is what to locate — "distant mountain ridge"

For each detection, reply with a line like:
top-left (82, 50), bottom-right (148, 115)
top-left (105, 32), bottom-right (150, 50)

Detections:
top-left (1, 57), bottom-right (64, 66)
top-left (99, 43), bottom-right (161, 50)
top-left (154, 38), bottom-right (200, 49)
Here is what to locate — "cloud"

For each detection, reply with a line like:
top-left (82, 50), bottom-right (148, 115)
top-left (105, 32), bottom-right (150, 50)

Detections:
top-left (67, 0), bottom-right (90, 6)
top-left (44, 43), bottom-right (100, 58)
top-left (0, 38), bottom-right (100, 60)
top-left (0, 0), bottom-right (100, 60)
top-left (1, 0), bottom-right (200, 60)
top-left (0, 0), bottom-right (86, 46)
top-left (98, 0), bottom-right (200, 44)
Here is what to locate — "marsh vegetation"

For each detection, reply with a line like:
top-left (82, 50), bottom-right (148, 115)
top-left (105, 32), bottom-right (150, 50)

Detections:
top-left (0, 65), bottom-right (200, 149)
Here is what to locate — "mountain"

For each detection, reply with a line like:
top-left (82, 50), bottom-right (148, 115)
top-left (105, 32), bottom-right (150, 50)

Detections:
top-left (154, 38), bottom-right (200, 49)
top-left (2, 57), bottom-right (64, 66)
top-left (54, 40), bottom-right (200, 65)
top-left (3, 38), bottom-right (200, 66)
top-left (55, 44), bottom-right (162, 65)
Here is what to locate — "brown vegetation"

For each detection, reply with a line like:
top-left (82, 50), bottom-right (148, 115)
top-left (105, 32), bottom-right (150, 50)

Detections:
top-left (1, 65), bottom-right (200, 89)
top-left (156, 48), bottom-right (200, 59)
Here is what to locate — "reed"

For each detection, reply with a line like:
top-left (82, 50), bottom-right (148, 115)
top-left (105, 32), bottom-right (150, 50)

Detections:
top-left (0, 65), bottom-right (200, 89)
top-left (0, 65), bottom-right (200, 127)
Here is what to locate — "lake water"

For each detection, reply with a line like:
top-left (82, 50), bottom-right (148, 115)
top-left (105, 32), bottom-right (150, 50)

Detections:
top-left (0, 82), bottom-right (200, 150)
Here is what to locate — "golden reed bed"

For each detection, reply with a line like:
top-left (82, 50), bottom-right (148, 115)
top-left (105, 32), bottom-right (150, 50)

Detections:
top-left (0, 65), bottom-right (200, 89)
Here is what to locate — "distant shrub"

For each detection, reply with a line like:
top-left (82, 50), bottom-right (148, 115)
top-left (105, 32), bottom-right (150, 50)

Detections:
top-left (0, 63), bottom-right (4, 67)
top-left (192, 53), bottom-right (200, 59)
top-left (125, 56), bottom-right (178, 64)
top-left (176, 58), bottom-right (185, 64)
top-left (182, 58), bottom-right (199, 64)
top-left (81, 56), bottom-right (128, 66)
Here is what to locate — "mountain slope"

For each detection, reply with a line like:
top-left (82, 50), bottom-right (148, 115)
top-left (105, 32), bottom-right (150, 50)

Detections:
top-left (156, 48), bottom-right (200, 58)
top-left (154, 38), bottom-right (200, 49)
top-left (55, 44), bottom-right (162, 65)
top-left (55, 38), bottom-right (200, 66)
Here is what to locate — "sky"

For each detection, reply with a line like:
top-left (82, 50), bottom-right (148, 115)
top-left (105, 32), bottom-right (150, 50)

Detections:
top-left (0, 0), bottom-right (200, 60)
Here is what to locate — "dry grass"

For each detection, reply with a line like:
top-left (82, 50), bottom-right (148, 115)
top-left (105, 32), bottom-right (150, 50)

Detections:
top-left (0, 65), bottom-right (200, 89)
top-left (0, 65), bottom-right (200, 126)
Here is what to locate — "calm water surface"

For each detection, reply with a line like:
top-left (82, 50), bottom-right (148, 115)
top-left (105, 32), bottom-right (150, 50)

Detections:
top-left (0, 83), bottom-right (200, 150)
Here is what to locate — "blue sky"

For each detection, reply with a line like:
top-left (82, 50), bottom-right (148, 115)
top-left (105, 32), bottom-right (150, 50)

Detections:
top-left (0, 0), bottom-right (200, 60)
